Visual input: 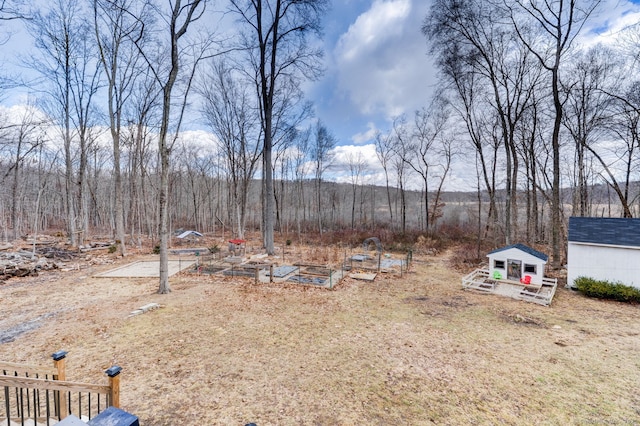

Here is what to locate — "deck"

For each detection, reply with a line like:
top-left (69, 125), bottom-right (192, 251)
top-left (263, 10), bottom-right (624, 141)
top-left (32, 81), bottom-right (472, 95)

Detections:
top-left (462, 269), bottom-right (558, 306)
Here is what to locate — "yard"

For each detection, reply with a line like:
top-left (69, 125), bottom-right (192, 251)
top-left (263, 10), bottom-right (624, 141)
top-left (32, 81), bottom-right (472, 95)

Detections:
top-left (1, 246), bottom-right (639, 425)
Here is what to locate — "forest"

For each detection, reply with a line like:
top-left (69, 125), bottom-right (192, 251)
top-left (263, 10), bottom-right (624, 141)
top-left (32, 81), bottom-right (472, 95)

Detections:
top-left (1, 0), bottom-right (640, 287)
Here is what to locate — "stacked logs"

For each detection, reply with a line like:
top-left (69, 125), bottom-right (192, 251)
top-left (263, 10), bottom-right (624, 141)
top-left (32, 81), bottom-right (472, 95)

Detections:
top-left (0, 249), bottom-right (62, 281)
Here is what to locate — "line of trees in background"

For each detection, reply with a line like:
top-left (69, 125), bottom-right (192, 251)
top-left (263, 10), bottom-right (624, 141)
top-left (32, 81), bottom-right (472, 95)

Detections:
top-left (424, 0), bottom-right (640, 266)
top-left (0, 0), bottom-right (328, 293)
top-left (2, 0), bottom-right (640, 286)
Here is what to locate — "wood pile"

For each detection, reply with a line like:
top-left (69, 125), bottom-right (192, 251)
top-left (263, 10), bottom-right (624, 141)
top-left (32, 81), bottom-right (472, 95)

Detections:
top-left (0, 249), bottom-right (64, 281)
top-left (36, 246), bottom-right (79, 260)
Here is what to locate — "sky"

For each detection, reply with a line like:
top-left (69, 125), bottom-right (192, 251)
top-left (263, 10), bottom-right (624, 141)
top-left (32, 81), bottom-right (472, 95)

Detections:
top-left (2, 0), bottom-right (640, 191)
top-left (304, 0), bottom-right (640, 189)
top-left (309, 0), bottom-right (640, 147)
top-left (309, 0), bottom-right (435, 147)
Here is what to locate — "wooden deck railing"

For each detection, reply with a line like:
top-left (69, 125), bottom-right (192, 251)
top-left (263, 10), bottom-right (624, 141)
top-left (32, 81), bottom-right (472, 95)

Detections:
top-left (1, 351), bottom-right (121, 425)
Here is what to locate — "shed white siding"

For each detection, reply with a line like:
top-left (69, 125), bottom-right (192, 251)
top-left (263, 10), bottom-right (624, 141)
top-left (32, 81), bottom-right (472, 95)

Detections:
top-left (567, 242), bottom-right (640, 289)
top-left (487, 247), bottom-right (546, 285)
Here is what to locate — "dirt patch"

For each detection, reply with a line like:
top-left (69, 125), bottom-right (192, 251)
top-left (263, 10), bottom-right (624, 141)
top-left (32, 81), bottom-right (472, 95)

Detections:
top-left (499, 310), bottom-right (547, 328)
top-left (0, 312), bottom-right (57, 344)
top-left (1, 245), bottom-right (640, 425)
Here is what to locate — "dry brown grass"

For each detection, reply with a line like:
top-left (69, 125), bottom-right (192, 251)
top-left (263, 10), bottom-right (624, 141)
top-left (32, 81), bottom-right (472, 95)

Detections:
top-left (1, 247), bottom-right (640, 425)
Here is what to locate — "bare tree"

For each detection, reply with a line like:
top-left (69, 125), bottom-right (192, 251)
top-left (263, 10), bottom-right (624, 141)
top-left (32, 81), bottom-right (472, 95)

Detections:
top-left (391, 115), bottom-right (411, 233)
top-left (229, 0), bottom-right (327, 254)
top-left (27, 0), bottom-right (101, 248)
top-left (311, 121), bottom-right (335, 236)
top-left (0, 0), bottom-right (26, 20)
top-left (375, 129), bottom-right (395, 225)
top-left (132, 0), bottom-right (211, 294)
top-left (200, 60), bottom-right (261, 239)
top-left (424, 0), bottom-right (543, 244)
top-left (405, 96), bottom-right (450, 233)
top-left (2, 104), bottom-right (48, 240)
top-left (292, 126), bottom-right (311, 238)
top-left (125, 69), bottom-right (159, 240)
top-left (346, 152), bottom-right (366, 229)
top-left (507, 0), bottom-right (602, 266)
top-left (516, 93), bottom-right (545, 243)
top-left (561, 45), bottom-right (619, 217)
top-left (94, 0), bottom-right (151, 255)
top-left (586, 80), bottom-right (640, 218)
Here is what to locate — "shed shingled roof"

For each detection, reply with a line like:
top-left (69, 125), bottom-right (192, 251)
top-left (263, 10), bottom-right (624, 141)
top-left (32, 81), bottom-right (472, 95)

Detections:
top-left (568, 217), bottom-right (640, 247)
top-left (487, 243), bottom-right (548, 262)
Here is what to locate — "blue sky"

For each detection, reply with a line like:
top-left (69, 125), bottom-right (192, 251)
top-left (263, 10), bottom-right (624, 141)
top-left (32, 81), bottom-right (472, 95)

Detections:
top-left (308, 0), bottom-right (435, 146)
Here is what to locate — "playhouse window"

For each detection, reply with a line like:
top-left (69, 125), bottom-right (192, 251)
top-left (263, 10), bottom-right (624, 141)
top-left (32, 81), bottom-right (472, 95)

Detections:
top-left (494, 260), bottom-right (505, 269)
top-left (524, 264), bottom-right (537, 274)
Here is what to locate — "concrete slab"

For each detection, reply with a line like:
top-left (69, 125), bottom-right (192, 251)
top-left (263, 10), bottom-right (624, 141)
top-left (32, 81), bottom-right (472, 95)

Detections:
top-left (95, 260), bottom-right (195, 278)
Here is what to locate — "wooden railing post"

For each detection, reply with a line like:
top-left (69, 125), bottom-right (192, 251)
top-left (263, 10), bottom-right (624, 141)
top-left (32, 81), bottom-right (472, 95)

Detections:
top-left (105, 366), bottom-right (122, 408)
top-left (51, 350), bottom-right (68, 417)
top-left (52, 350), bottom-right (67, 380)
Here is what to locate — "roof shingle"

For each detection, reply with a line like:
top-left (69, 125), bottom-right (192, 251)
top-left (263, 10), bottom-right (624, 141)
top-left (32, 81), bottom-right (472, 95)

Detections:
top-left (487, 243), bottom-right (548, 261)
top-left (568, 217), bottom-right (640, 247)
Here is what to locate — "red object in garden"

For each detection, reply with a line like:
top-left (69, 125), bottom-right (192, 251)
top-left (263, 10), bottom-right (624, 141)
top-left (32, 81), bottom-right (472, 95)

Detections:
top-left (229, 239), bottom-right (246, 245)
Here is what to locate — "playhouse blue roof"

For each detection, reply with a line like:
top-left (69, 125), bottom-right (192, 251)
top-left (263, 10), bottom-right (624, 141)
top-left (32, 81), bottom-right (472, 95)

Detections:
top-left (487, 243), bottom-right (548, 262)
top-left (568, 217), bottom-right (640, 248)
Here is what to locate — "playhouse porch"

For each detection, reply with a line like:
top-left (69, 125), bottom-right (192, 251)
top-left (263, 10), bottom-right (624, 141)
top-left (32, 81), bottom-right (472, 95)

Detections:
top-left (462, 268), bottom-right (558, 306)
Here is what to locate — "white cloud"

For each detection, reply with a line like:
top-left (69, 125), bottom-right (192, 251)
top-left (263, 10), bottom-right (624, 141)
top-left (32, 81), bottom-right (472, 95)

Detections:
top-left (578, 0), bottom-right (640, 48)
top-left (351, 121), bottom-right (378, 144)
top-left (0, 103), bottom-right (48, 125)
top-left (336, 0), bottom-right (411, 62)
top-left (333, 0), bottom-right (436, 118)
top-left (328, 143), bottom-right (383, 183)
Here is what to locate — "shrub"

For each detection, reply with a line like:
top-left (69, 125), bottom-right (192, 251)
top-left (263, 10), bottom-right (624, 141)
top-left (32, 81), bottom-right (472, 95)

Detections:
top-left (153, 245), bottom-right (160, 254)
top-left (574, 276), bottom-right (640, 303)
top-left (108, 245), bottom-right (117, 254)
top-left (208, 245), bottom-right (220, 254)
top-left (449, 242), bottom-right (488, 270)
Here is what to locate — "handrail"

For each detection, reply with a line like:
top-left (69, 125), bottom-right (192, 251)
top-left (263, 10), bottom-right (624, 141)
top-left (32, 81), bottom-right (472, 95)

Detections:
top-left (0, 376), bottom-right (111, 395)
top-left (1, 351), bottom-right (121, 424)
top-left (0, 362), bottom-right (58, 378)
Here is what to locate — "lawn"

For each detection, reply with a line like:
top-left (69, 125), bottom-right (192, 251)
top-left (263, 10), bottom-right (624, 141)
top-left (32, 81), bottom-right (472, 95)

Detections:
top-left (1, 247), bottom-right (639, 425)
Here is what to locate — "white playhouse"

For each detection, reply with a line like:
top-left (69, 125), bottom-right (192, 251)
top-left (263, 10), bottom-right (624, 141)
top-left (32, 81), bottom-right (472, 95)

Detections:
top-left (567, 217), bottom-right (640, 289)
top-left (462, 243), bottom-right (558, 305)
top-left (487, 243), bottom-right (548, 285)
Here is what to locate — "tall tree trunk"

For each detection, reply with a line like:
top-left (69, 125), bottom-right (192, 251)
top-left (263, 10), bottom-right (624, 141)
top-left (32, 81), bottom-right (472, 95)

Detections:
top-left (551, 66), bottom-right (562, 268)
top-left (263, 122), bottom-right (275, 253)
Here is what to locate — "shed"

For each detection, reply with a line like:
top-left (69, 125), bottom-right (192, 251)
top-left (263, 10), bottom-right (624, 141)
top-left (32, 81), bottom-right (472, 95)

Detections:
top-left (567, 217), bottom-right (640, 289)
top-left (487, 243), bottom-right (548, 285)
